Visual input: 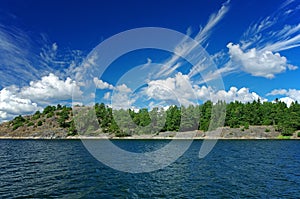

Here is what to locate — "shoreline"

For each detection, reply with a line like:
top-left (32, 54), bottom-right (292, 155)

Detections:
top-left (1, 126), bottom-right (299, 140)
top-left (0, 136), bottom-right (299, 140)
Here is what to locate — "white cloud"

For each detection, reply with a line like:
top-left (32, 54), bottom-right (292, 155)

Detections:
top-left (0, 73), bottom-right (84, 122)
top-left (145, 73), bottom-right (196, 106)
top-left (219, 2), bottom-right (300, 79)
top-left (144, 72), bottom-right (264, 106)
top-left (93, 77), bottom-right (114, 90)
top-left (277, 97), bottom-right (295, 107)
top-left (156, 1), bottom-right (230, 78)
top-left (227, 43), bottom-right (295, 78)
top-left (20, 73), bottom-right (82, 103)
top-left (0, 23), bottom-right (42, 87)
top-left (0, 87), bottom-right (40, 122)
top-left (267, 89), bottom-right (288, 96)
top-left (267, 88), bottom-right (300, 106)
top-left (195, 0), bottom-right (230, 44)
top-left (103, 92), bottom-right (111, 100)
top-left (111, 84), bottom-right (135, 109)
top-left (194, 86), bottom-right (264, 103)
top-left (115, 84), bottom-right (132, 93)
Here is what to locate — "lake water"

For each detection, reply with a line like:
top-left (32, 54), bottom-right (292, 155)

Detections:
top-left (0, 139), bottom-right (300, 198)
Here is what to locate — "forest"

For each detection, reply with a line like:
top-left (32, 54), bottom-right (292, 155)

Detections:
top-left (10, 99), bottom-right (300, 137)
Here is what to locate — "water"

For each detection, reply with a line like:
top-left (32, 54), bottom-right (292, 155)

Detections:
top-left (0, 139), bottom-right (300, 198)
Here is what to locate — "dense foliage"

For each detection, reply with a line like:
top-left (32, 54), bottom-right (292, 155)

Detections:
top-left (11, 99), bottom-right (300, 137)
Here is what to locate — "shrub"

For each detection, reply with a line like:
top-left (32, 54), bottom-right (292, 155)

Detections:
top-left (297, 132), bottom-right (300, 137)
top-left (265, 128), bottom-right (270, 132)
top-left (13, 123), bottom-right (23, 130)
top-left (27, 122), bottom-right (34, 127)
top-left (281, 128), bottom-right (294, 136)
top-left (47, 112), bottom-right (54, 118)
top-left (244, 122), bottom-right (249, 129)
top-left (32, 111), bottom-right (41, 120)
top-left (37, 121), bottom-right (43, 126)
top-left (12, 115), bottom-right (25, 130)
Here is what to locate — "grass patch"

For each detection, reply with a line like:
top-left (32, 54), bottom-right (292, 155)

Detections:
top-left (277, 135), bottom-right (291, 139)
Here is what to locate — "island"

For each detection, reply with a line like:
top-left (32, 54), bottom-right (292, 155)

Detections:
top-left (0, 100), bottom-right (300, 139)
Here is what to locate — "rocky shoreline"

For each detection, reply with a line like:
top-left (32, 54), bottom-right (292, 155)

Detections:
top-left (0, 126), bottom-right (299, 139)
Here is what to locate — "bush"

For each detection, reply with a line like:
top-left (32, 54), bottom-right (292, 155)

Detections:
top-left (297, 132), bottom-right (300, 137)
top-left (244, 122), bottom-right (249, 129)
top-left (43, 106), bottom-right (56, 115)
top-left (37, 121), bottom-right (43, 126)
top-left (32, 113), bottom-right (40, 120)
top-left (13, 123), bottom-right (23, 130)
top-left (12, 115), bottom-right (25, 130)
top-left (115, 131), bottom-right (130, 137)
top-left (281, 128), bottom-right (294, 136)
top-left (265, 128), bottom-right (270, 132)
top-left (47, 112), bottom-right (54, 118)
top-left (27, 122), bottom-right (34, 127)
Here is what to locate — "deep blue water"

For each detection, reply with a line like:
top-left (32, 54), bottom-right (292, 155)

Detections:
top-left (0, 139), bottom-right (300, 198)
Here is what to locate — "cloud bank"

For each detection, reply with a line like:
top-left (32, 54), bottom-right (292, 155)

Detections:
top-left (0, 73), bottom-right (82, 122)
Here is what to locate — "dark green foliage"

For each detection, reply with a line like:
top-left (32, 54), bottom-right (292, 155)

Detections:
top-left (37, 121), bottom-right (43, 126)
top-left (244, 122), bottom-right (249, 130)
top-left (43, 105), bottom-right (56, 115)
top-left (68, 100), bottom-right (300, 136)
top-left (57, 104), bottom-right (62, 110)
top-left (67, 120), bottom-right (78, 136)
top-left (297, 131), bottom-right (300, 137)
top-left (223, 100), bottom-right (300, 136)
top-left (163, 105), bottom-right (181, 131)
top-left (32, 111), bottom-right (41, 120)
top-left (47, 112), bottom-right (54, 118)
top-left (27, 121), bottom-right (34, 127)
top-left (11, 100), bottom-right (300, 137)
top-left (199, 101), bottom-right (212, 131)
top-left (57, 107), bottom-right (70, 128)
top-left (12, 115), bottom-right (26, 130)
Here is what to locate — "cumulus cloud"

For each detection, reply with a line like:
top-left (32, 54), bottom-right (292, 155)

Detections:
top-left (277, 97), bottom-right (295, 107)
top-left (227, 43), bottom-right (295, 78)
top-left (194, 86), bottom-right (264, 103)
top-left (267, 88), bottom-right (300, 105)
top-left (103, 92), bottom-right (111, 100)
top-left (267, 89), bottom-right (288, 96)
top-left (144, 72), bottom-right (264, 106)
top-left (111, 84), bottom-right (135, 110)
top-left (0, 73), bottom-right (83, 122)
top-left (0, 87), bottom-right (40, 122)
top-left (206, 1), bottom-right (299, 81)
top-left (145, 73), bottom-right (196, 106)
top-left (20, 73), bottom-right (82, 103)
top-left (93, 77), bottom-right (114, 90)
top-left (115, 84), bottom-right (132, 93)
top-left (222, 1), bottom-right (300, 79)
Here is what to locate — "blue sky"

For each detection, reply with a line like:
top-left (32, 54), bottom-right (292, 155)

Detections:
top-left (1, 0), bottom-right (300, 122)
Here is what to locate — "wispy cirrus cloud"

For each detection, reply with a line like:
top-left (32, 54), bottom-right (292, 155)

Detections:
top-left (0, 21), bottom-right (85, 89)
top-left (155, 0), bottom-right (230, 78)
top-left (223, 0), bottom-right (300, 79)
top-left (0, 24), bottom-right (42, 87)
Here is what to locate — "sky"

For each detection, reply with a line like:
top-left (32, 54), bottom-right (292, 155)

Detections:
top-left (1, 0), bottom-right (300, 122)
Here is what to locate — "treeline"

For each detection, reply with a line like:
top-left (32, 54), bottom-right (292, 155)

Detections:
top-left (11, 99), bottom-right (300, 137)
top-left (73, 99), bottom-right (300, 137)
